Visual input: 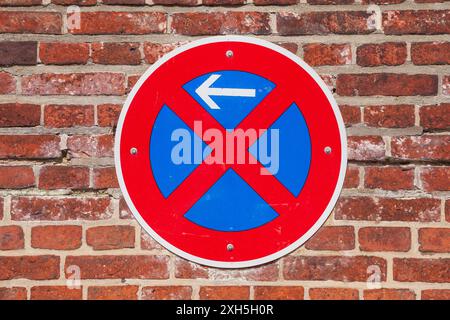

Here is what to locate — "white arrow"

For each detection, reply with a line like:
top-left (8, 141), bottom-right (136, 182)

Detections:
top-left (195, 74), bottom-right (256, 110)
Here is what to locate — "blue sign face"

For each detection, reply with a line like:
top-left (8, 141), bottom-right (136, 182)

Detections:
top-left (150, 70), bottom-right (312, 232)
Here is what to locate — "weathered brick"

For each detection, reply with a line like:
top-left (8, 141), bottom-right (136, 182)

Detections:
top-left (0, 72), bottom-right (15, 94)
top-left (364, 105), bottom-right (415, 128)
top-left (335, 197), bottom-right (441, 222)
top-left (0, 287), bottom-right (27, 300)
top-left (0, 166), bottom-right (35, 189)
top-left (65, 255), bottom-right (169, 279)
top-left (364, 289), bottom-right (415, 300)
top-left (391, 135), bottom-right (450, 161)
top-left (364, 166), bottom-right (415, 190)
top-left (31, 225), bottom-right (82, 250)
top-left (0, 11), bottom-right (62, 34)
top-left (343, 166), bottom-right (359, 189)
top-left (420, 103), bottom-right (450, 130)
top-left (303, 43), bottom-right (351, 66)
top-left (52, 0), bottom-right (96, 4)
top-left (142, 286), bottom-right (192, 300)
top-left (339, 105), bottom-right (361, 126)
top-left (39, 42), bottom-right (89, 65)
top-left (0, 226), bottom-right (24, 250)
top-left (383, 10), bottom-right (450, 35)
top-left (305, 226), bottom-right (355, 251)
top-left (411, 42), bottom-right (450, 65)
top-left (153, 0), bottom-right (197, 5)
top-left (171, 12), bottom-right (271, 35)
top-left (11, 197), bottom-right (112, 221)
top-left (69, 12), bottom-right (166, 35)
top-left (92, 42), bottom-right (141, 65)
top-left (119, 197), bottom-right (133, 219)
top-left (0, 135), bottom-right (60, 159)
top-left (44, 105), bottom-right (94, 128)
top-left (88, 286), bottom-right (138, 300)
top-left (0, 256), bottom-right (59, 280)
top-left (199, 286), bottom-right (250, 300)
top-left (254, 286), bottom-right (304, 300)
top-left (97, 104), bottom-right (122, 127)
top-left (0, 0), bottom-right (42, 5)
top-left (93, 167), bottom-right (119, 189)
top-left (309, 288), bottom-right (359, 300)
top-left (143, 42), bottom-right (180, 64)
top-left (0, 41), bottom-right (37, 66)
top-left (421, 167), bottom-right (449, 191)
top-left (0, 103), bottom-right (40, 127)
top-left (203, 0), bottom-right (244, 5)
top-left (348, 136), bottom-right (385, 161)
top-left (86, 226), bottom-right (135, 250)
top-left (31, 286), bottom-right (82, 300)
top-left (254, 0), bottom-right (297, 4)
top-left (141, 231), bottom-right (162, 250)
top-left (444, 76), bottom-right (450, 95)
top-left (356, 43), bottom-right (407, 66)
top-left (419, 228), bottom-right (450, 253)
top-left (127, 75), bottom-right (141, 93)
top-left (421, 289), bottom-right (450, 300)
top-left (67, 135), bottom-right (114, 158)
top-left (393, 258), bottom-right (450, 282)
top-left (277, 11), bottom-right (375, 35)
top-left (284, 256), bottom-right (386, 281)
top-left (22, 73), bottom-right (126, 96)
top-left (337, 74), bottom-right (438, 96)
top-left (359, 227), bottom-right (411, 252)
top-left (38, 166), bottom-right (89, 190)
top-left (308, 0), bottom-right (354, 3)
top-left (103, 0), bottom-right (145, 4)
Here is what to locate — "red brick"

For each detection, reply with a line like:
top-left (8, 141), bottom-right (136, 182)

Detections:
top-left (39, 42), bottom-right (89, 65)
top-left (31, 225), bottom-right (82, 250)
top-left (277, 11), bottom-right (375, 35)
top-left (174, 258), bottom-right (278, 281)
top-left (0, 72), bottom-right (15, 94)
top-left (11, 197), bottom-right (112, 221)
top-left (127, 75), bottom-right (140, 93)
top-left (364, 105), bottom-right (415, 128)
top-left (421, 289), bottom-right (450, 300)
top-left (276, 42), bottom-right (298, 54)
top-left (93, 167), bottom-right (119, 189)
top-left (103, 0), bottom-right (145, 4)
top-left (0, 103), bottom-right (40, 127)
top-left (391, 135), bottom-right (450, 161)
top-left (0, 11), bottom-right (62, 34)
top-left (143, 42), bottom-right (181, 64)
top-left (419, 228), bottom-right (450, 253)
top-left (31, 286), bottom-right (82, 300)
top-left (203, 0), bottom-right (244, 4)
top-left (141, 231), bottom-right (162, 250)
top-left (309, 288), bottom-right (359, 300)
top-left (67, 135), bottom-right (114, 158)
top-left (0, 135), bottom-right (60, 159)
top-left (0, 256), bottom-right (59, 280)
top-left (65, 255), bottom-right (169, 279)
top-left (305, 226), bottom-right (355, 251)
top-left (337, 73), bottom-right (438, 96)
top-left (254, 0), bottom-right (297, 4)
top-left (199, 286), bottom-right (250, 300)
top-left (348, 136), bottom-right (385, 161)
top-left (0, 166), bottom-right (35, 189)
top-left (359, 227), bottom-right (411, 252)
top-left (420, 103), bottom-right (450, 130)
top-left (364, 166), bottom-right (414, 190)
top-left (97, 104), bottom-right (121, 127)
top-left (254, 286), bottom-right (304, 300)
top-left (86, 226), bottom-right (135, 250)
top-left (119, 197), bottom-right (133, 219)
top-left (344, 166), bottom-right (359, 189)
top-left (0, 0), bottom-right (42, 5)
top-left (88, 286), bottom-right (138, 300)
top-left (171, 12), bottom-right (271, 35)
top-left (44, 105), bottom-right (94, 128)
top-left (0, 287), bottom-right (27, 300)
top-left (446, 199), bottom-right (450, 222)
top-left (411, 42), bottom-right (450, 65)
top-left (394, 258), bottom-right (450, 282)
top-left (52, 0), bottom-right (96, 4)
top-left (356, 42), bottom-right (407, 66)
top-left (362, 0), bottom-right (405, 3)
top-left (335, 197), bottom-right (441, 222)
top-left (70, 12), bottom-right (166, 35)
top-left (92, 42), bottom-right (141, 65)
top-left (364, 289), bottom-right (415, 300)
top-left (22, 73), bottom-right (126, 96)
top-left (303, 43), bottom-right (351, 66)
top-left (0, 41), bottom-right (37, 66)
top-left (339, 105), bottom-right (361, 126)
top-left (284, 256), bottom-right (386, 281)
top-left (0, 226), bottom-right (24, 250)
top-left (142, 286), bottom-right (192, 300)
top-left (0, 198), bottom-right (3, 220)
top-left (39, 166), bottom-right (89, 190)
top-left (308, 0), bottom-right (354, 3)
top-left (153, 0), bottom-right (197, 4)
top-left (444, 75), bottom-right (450, 95)
top-left (421, 167), bottom-right (449, 191)
top-left (383, 10), bottom-right (450, 35)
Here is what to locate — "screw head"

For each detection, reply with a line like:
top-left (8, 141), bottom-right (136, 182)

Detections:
top-left (226, 243), bottom-right (234, 251)
top-left (226, 50), bottom-right (233, 58)
top-left (324, 146), bottom-right (332, 154)
top-left (130, 147), bottom-right (138, 155)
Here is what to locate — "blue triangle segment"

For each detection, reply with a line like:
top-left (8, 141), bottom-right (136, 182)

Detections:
top-left (249, 103), bottom-right (311, 197)
top-left (150, 105), bottom-right (211, 198)
top-left (184, 169), bottom-right (279, 232)
top-left (183, 70), bottom-right (275, 129)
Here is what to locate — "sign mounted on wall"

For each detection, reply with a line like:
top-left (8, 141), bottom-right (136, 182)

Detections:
top-left (115, 36), bottom-right (347, 268)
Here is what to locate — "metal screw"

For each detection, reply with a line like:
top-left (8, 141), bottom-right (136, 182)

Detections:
top-left (226, 50), bottom-right (233, 58)
top-left (324, 146), bottom-right (332, 154)
top-left (226, 243), bottom-right (234, 251)
top-left (130, 147), bottom-right (138, 155)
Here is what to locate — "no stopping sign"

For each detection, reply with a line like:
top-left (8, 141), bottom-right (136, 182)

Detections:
top-left (115, 36), bottom-right (347, 268)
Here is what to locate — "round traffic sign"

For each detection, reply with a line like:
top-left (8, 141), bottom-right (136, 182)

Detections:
top-left (115, 36), bottom-right (347, 268)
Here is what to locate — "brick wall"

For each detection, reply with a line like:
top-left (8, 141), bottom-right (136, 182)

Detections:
top-left (0, 0), bottom-right (449, 300)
